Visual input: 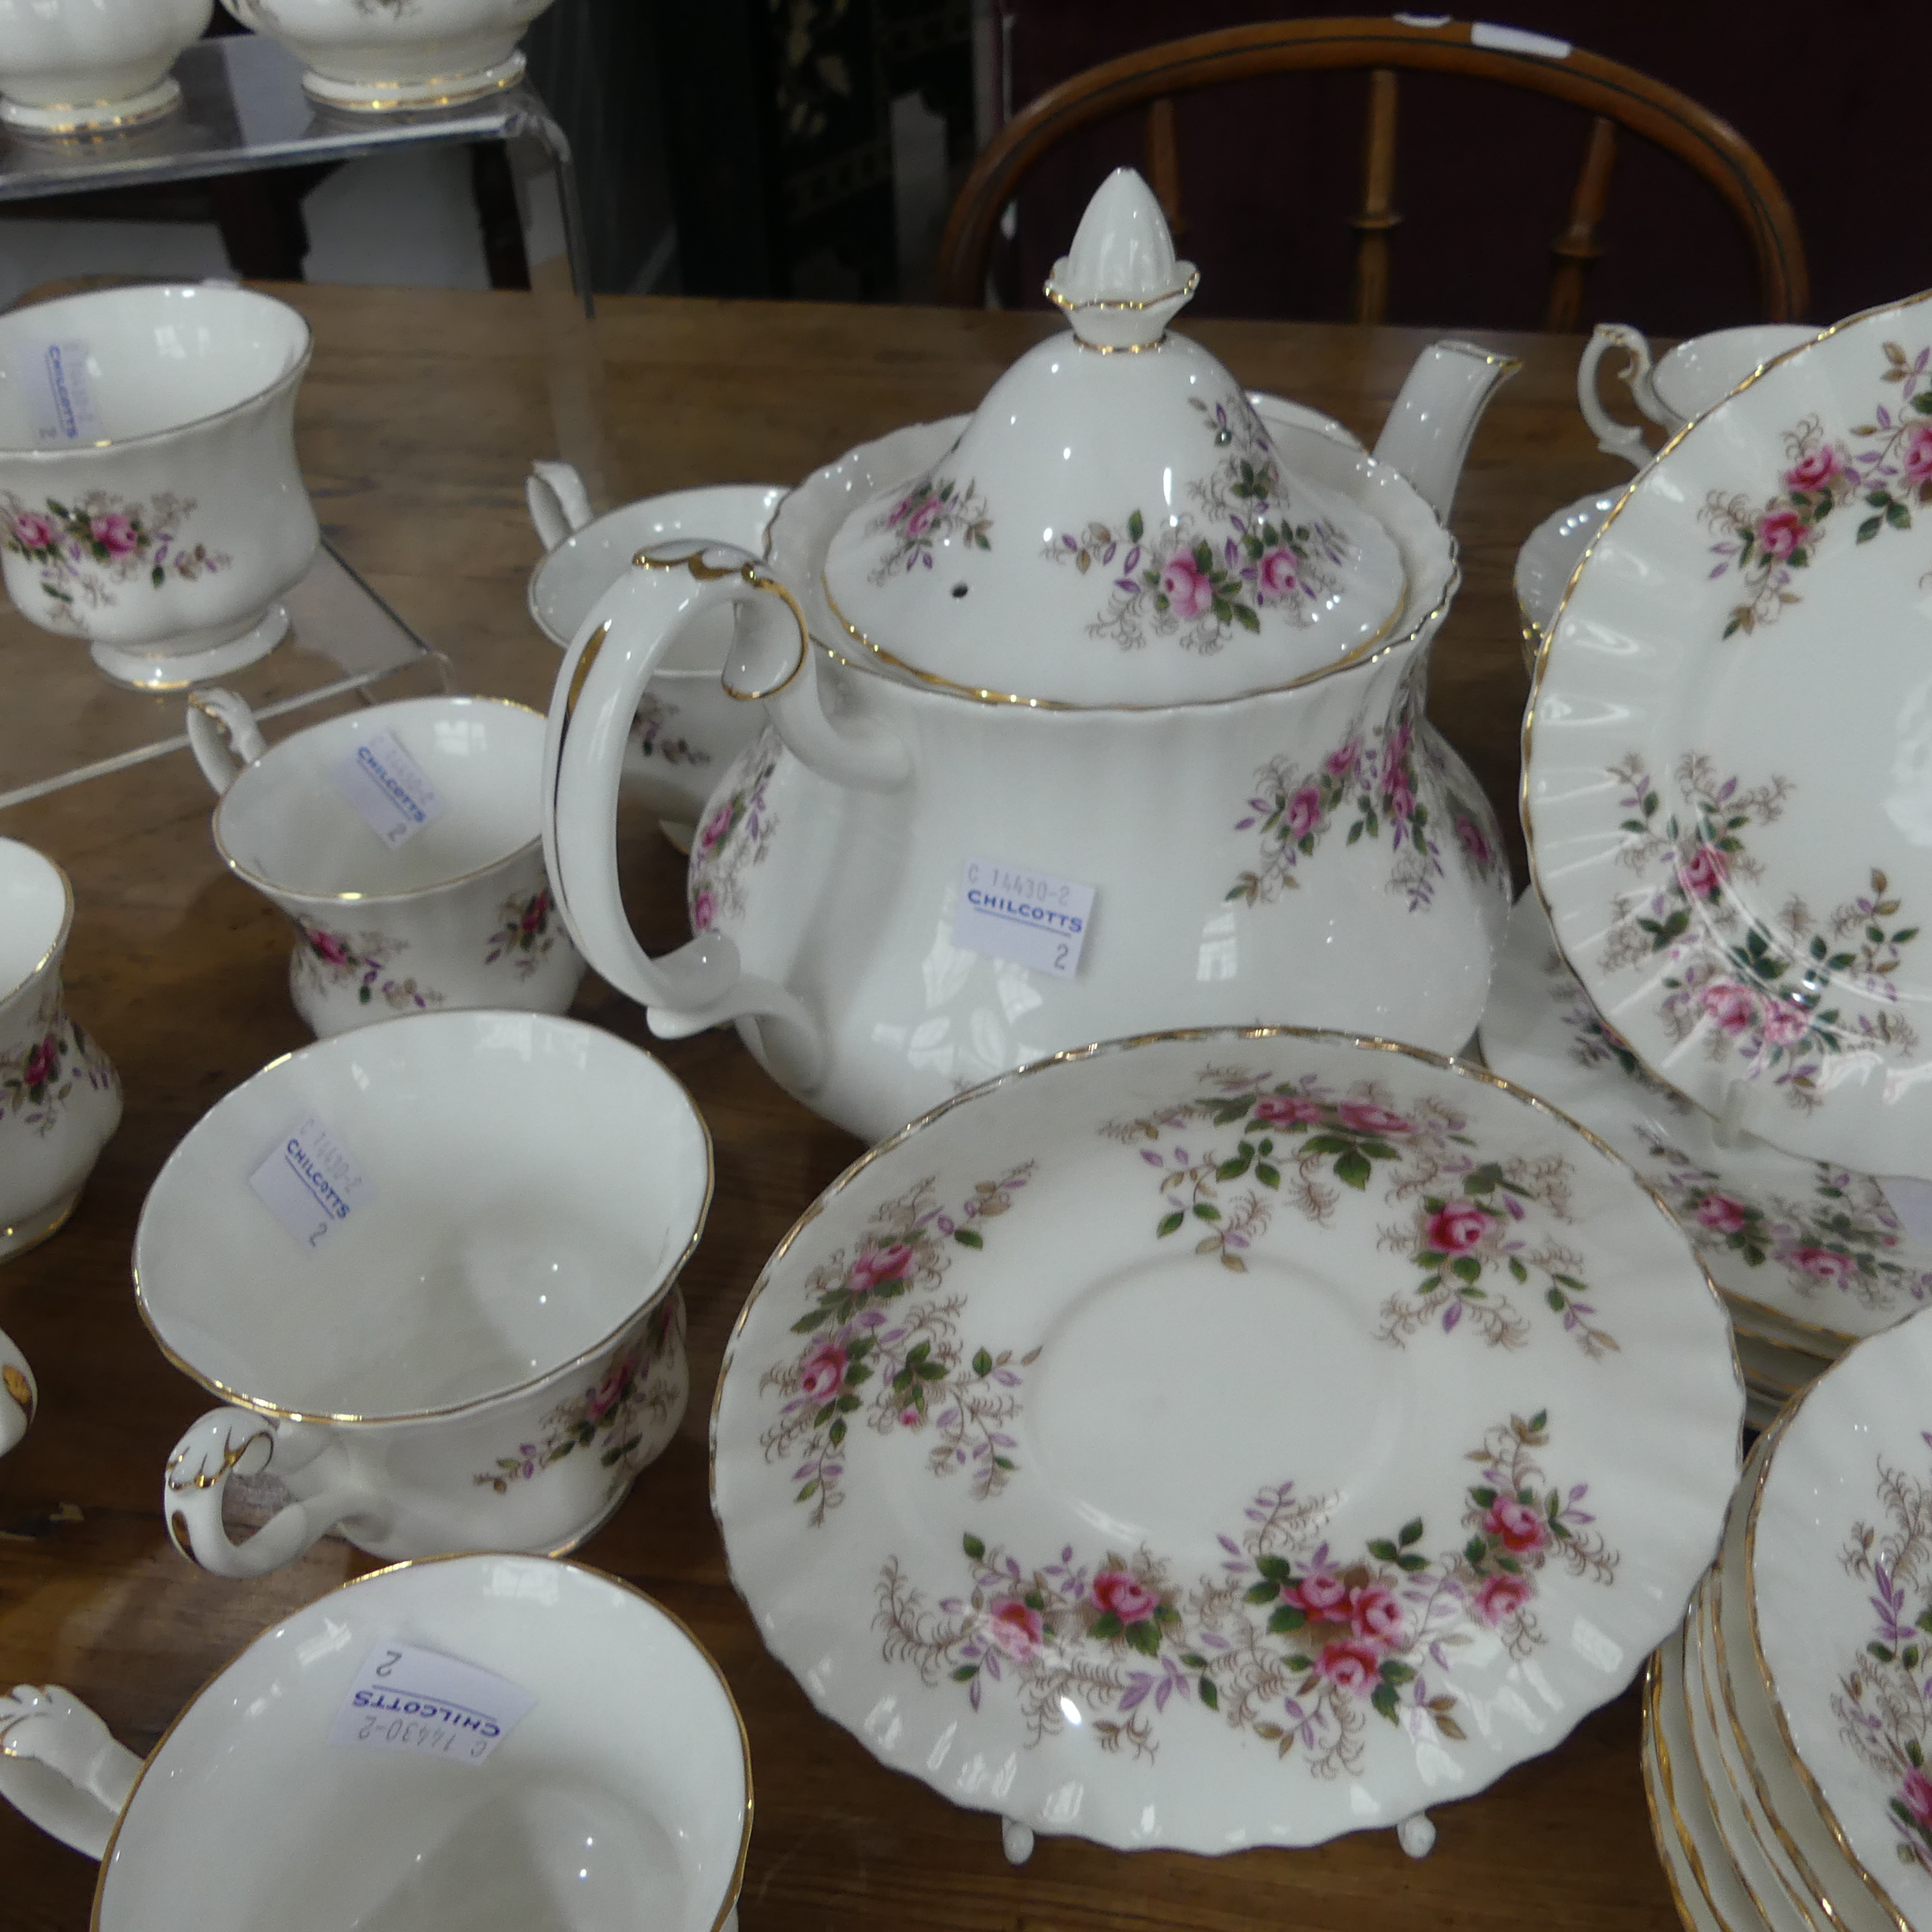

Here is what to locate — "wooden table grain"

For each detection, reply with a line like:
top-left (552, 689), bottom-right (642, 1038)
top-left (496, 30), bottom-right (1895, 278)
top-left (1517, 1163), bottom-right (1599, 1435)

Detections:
top-left (0, 287), bottom-right (1666, 1930)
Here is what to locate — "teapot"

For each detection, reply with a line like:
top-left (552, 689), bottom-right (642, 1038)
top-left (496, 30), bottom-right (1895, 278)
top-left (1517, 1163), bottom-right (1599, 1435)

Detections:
top-left (542, 170), bottom-right (1517, 1142)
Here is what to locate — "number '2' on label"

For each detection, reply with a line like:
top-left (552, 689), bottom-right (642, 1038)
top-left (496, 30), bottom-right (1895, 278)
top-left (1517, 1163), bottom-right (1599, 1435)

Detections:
top-left (248, 1114), bottom-right (375, 1252)
top-left (952, 856), bottom-right (1095, 979)
top-left (328, 728), bottom-right (447, 849)
top-left (329, 1642), bottom-right (536, 1766)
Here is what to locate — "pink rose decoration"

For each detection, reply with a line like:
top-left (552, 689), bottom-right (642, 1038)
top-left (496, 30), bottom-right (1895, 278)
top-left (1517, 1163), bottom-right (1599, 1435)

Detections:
top-left (1483, 1496), bottom-right (1548, 1554)
top-left (1315, 1638), bottom-right (1383, 1698)
top-left (1293, 1571), bottom-right (1350, 1617)
top-left (1699, 979), bottom-right (1762, 1036)
top-left (1346, 1583), bottom-right (1406, 1648)
top-left (897, 1406), bottom-right (921, 1428)
top-left (1758, 998), bottom-right (1811, 1046)
top-left (1754, 507), bottom-right (1809, 560)
top-left (1256, 546), bottom-right (1300, 600)
top-left (904, 497), bottom-right (940, 538)
top-left (1284, 785), bottom-right (1324, 841)
top-left (1677, 844), bottom-right (1728, 900)
top-left (848, 1241), bottom-right (914, 1295)
top-left (22, 1035), bottom-right (58, 1088)
top-left (1455, 814), bottom-right (1492, 868)
top-left (1425, 1201), bottom-right (1491, 1255)
top-left (1902, 1766), bottom-right (1932, 1826)
top-left (308, 929), bottom-right (350, 967)
top-left (585, 1356), bottom-right (635, 1421)
top-left (987, 1597), bottom-right (1044, 1661)
top-left (697, 801), bottom-right (735, 854)
top-left (1339, 1102), bottom-right (1413, 1136)
top-left (10, 511), bottom-right (54, 551)
top-left (1905, 425), bottom-right (1932, 485)
top-left (1159, 552), bottom-right (1215, 620)
top-left (796, 1341), bottom-right (848, 1403)
top-left (519, 890), bottom-right (550, 935)
top-left (1694, 1193), bottom-right (1749, 1235)
top-left (1784, 444), bottom-right (1843, 491)
top-left (690, 889), bottom-right (717, 934)
top-left (1473, 1573), bottom-right (1534, 1626)
top-left (89, 511), bottom-right (137, 557)
top-left (887, 492), bottom-right (919, 527)
top-left (1382, 767), bottom-right (1415, 822)
top-left (1252, 1094), bottom-right (1327, 1128)
top-left (1792, 1245), bottom-right (1856, 1284)
top-left (1091, 1571), bottom-right (1159, 1623)
top-left (1324, 739), bottom-right (1362, 778)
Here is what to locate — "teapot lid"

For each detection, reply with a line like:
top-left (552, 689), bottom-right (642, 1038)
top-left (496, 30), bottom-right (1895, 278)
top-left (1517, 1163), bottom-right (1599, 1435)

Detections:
top-left (821, 169), bottom-right (1408, 707)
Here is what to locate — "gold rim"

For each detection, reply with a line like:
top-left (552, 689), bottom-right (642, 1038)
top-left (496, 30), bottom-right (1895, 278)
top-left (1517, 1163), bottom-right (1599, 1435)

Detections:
top-left (87, 1551), bottom-right (752, 1932)
top-left (0, 87), bottom-right (180, 136)
top-left (132, 1011), bottom-right (713, 1427)
top-left (1522, 284), bottom-right (1932, 1146)
top-left (301, 58), bottom-right (525, 114)
top-left (1742, 1384), bottom-right (1920, 1932)
top-left (1043, 268), bottom-right (1201, 315)
top-left (0, 289), bottom-right (311, 459)
top-left (209, 695), bottom-right (549, 907)
top-left (633, 549), bottom-right (811, 702)
top-left (0, 837), bottom-right (73, 1015)
top-left (1644, 1645), bottom-right (1746, 1932)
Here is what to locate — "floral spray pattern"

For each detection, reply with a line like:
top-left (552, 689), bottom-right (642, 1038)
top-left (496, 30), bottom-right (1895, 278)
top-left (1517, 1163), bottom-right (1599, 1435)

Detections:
top-left (293, 923), bottom-right (444, 1014)
top-left (0, 489), bottom-right (227, 624)
top-left (1705, 341), bottom-right (1932, 637)
top-left (1, 988), bottom-right (117, 1138)
top-left (1834, 1436), bottom-right (1932, 1874)
top-left (473, 1294), bottom-right (684, 1498)
top-left (866, 475), bottom-right (994, 582)
top-left (1103, 1064), bottom-right (1614, 1357)
top-left (630, 691), bottom-right (711, 769)
top-left (758, 1163), bottom-right (1035, 1526)
top-left (1044, 395), bottom-right (1353, 655)
top-left (483, 886), bottom-right (560, 980)
top-left (1602, 751), bottom-right (1919, 1114)
top-left (876, 1410), bottom-right (1614, 1769)
top-left (687, 728), bottom-right (781, 935)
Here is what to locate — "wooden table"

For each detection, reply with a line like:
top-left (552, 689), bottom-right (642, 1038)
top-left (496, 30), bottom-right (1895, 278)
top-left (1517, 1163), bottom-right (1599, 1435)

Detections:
top-left (0, 288), bottom-right (1664, 1930)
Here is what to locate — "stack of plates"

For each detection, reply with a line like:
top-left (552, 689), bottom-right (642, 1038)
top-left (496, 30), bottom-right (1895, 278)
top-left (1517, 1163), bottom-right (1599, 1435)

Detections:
top-left (1480, 892), bottom-right (1932, 1428)
top-left (1644, 1305), bottom-right (1932, 1931)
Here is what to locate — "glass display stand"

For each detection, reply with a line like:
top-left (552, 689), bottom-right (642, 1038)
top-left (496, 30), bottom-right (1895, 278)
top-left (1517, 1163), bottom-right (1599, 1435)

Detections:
top-left (0, 32), bottom-right (601, 806)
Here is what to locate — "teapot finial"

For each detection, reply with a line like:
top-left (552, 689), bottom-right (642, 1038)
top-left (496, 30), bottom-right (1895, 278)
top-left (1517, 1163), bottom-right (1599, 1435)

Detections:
top-left (1045, 167), bottom-right (1199, 350)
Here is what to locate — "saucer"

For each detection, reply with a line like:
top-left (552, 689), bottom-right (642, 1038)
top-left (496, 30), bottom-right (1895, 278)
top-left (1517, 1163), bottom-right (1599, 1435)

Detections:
top-left (1526, 290), bottom-right (1932, 1174)
top-left (1512, 489), bottom-right (1621, 668)
top-left (713, 1028), bottom-right (1740, 1855)
top-left (1479, 889), bottom-right (1932, 1353)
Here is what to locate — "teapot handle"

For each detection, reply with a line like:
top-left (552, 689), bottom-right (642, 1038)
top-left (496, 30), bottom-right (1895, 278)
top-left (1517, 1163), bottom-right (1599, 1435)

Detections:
top-left (1576, 324), bottom-right (1661, 468)
top-left (548, 544), bottom-right (899, 1081)
top-left (0, 1684), bottom-right (142, 1859)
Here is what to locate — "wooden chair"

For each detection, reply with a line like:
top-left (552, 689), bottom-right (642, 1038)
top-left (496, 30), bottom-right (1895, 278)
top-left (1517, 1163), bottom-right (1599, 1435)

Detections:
top-left (934, 15), bottom-right (1808, 327)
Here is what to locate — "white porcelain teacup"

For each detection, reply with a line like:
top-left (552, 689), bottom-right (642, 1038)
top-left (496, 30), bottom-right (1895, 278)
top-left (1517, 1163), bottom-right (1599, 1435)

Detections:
top-left (138, 1009), bottom-right (711, 1578)
top-left (0, 284), bottom-right (318, 691)
top-left (189, 689), bottom-right (584, 1037)
top-left (1577, 320), bottom-right (1818, 468)
top-left (220, 0), bottom-right (558, 110)
top-left (526, 465), bottom-right (785, 849)
top-left (0, 1552), bottom-right (750, 1932)
top-left (0, 0), bottom-right (211, 133)
top-left (0, 837), bottom-right (121, 1262)
top-left (0, 1327), bottom-right (34, 1456)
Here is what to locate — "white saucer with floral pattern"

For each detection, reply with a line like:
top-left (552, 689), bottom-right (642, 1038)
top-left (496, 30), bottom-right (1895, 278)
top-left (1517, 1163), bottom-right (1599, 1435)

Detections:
top-left (1525, 290), bottom-right (1932, 1177)
top-left (1479, 891), bottom-right (1932, 1357)
top-left (1747, 1303), bottom-right (1932, 1931)
top-left (712, 1028), bottom-right (1741, 1858)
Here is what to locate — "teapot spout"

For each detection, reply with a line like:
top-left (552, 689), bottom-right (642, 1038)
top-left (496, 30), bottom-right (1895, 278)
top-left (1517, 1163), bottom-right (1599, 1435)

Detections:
top-left (1371, 339), bottom-right (1521, 524)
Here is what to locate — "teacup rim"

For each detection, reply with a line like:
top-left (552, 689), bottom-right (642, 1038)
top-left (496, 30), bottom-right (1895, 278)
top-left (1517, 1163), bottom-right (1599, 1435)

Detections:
top-left (0, 835), bottom-right (73, 1013)
top-left (0, 283), bottom-right (313, 460)
top-left (210, 693), bottom-right (549, 906)
top-left (88, 1550), bottom-right (753, 1932)
top-left (130, 1009), bottom-right (714, 1425)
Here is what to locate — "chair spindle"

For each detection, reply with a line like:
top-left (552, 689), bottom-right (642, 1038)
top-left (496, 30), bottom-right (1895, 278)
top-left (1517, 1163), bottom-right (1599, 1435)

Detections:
top-left (1351, 68), bottom-right (1402, 325)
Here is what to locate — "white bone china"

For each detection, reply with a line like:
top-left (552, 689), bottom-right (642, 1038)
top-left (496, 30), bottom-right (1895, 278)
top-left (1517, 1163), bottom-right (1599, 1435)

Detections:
top-left (0, 0), bottom-right (211, 133)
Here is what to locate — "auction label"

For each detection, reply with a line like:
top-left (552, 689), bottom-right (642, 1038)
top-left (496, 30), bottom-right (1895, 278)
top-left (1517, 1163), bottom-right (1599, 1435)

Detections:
top-left (14, 339), bottom-right (100, 446)
top-left (330, 1642), bottom-right (536, 1766)
top-left (328, 728), bottom-right (447, 849)
top-left (248, 1113), bottom-right (375, 1252)
top-left (953, 856), bottom-right (1095, 979)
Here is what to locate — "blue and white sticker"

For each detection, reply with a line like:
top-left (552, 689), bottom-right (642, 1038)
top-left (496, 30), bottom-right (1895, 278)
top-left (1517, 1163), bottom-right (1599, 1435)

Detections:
top-left (13, 339), bottom-right (100, 446)
top-left (953, 856), bottom-right (1095, 980)
top-left (248, 1113), bottom-right (374, 1252)
top-left (328, 727), bottom-right (447, 849)
top-left (330, 1642), bottom-right (536, 1765)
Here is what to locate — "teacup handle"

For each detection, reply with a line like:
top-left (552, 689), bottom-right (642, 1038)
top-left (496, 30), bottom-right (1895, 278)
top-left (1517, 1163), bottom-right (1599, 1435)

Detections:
top-left (164, 1406), bottom-right (382, 1580)
top-left (1575, 323), bottom-right (1660, 468)
top-left (185, 687), bottom-right (268, 796)
top-left (527, 460), bottom-right (595, 552)
top-left (0, 1328), bottom-right (33, 1457)
top-left (0, 1684), bottom-right (142, 1859)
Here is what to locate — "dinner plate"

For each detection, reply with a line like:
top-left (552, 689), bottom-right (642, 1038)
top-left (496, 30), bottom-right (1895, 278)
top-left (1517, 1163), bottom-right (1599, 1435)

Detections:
top-left (1526, 290), bottom-right (1932, 1176)
top-left (712, 1028), bottom-right (1741, 1856)
top-left (1480, 891), bottom-right (1932, 1351)
top-left (1748, 1304), bottom-right (1932, 1932)
top-left (1513, 489), bottom-right (1623, 668)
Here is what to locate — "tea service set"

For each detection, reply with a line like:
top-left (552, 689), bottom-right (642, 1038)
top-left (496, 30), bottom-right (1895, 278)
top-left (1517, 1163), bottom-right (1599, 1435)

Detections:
top-left (2, 160), bottom-right (1931, 1919)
